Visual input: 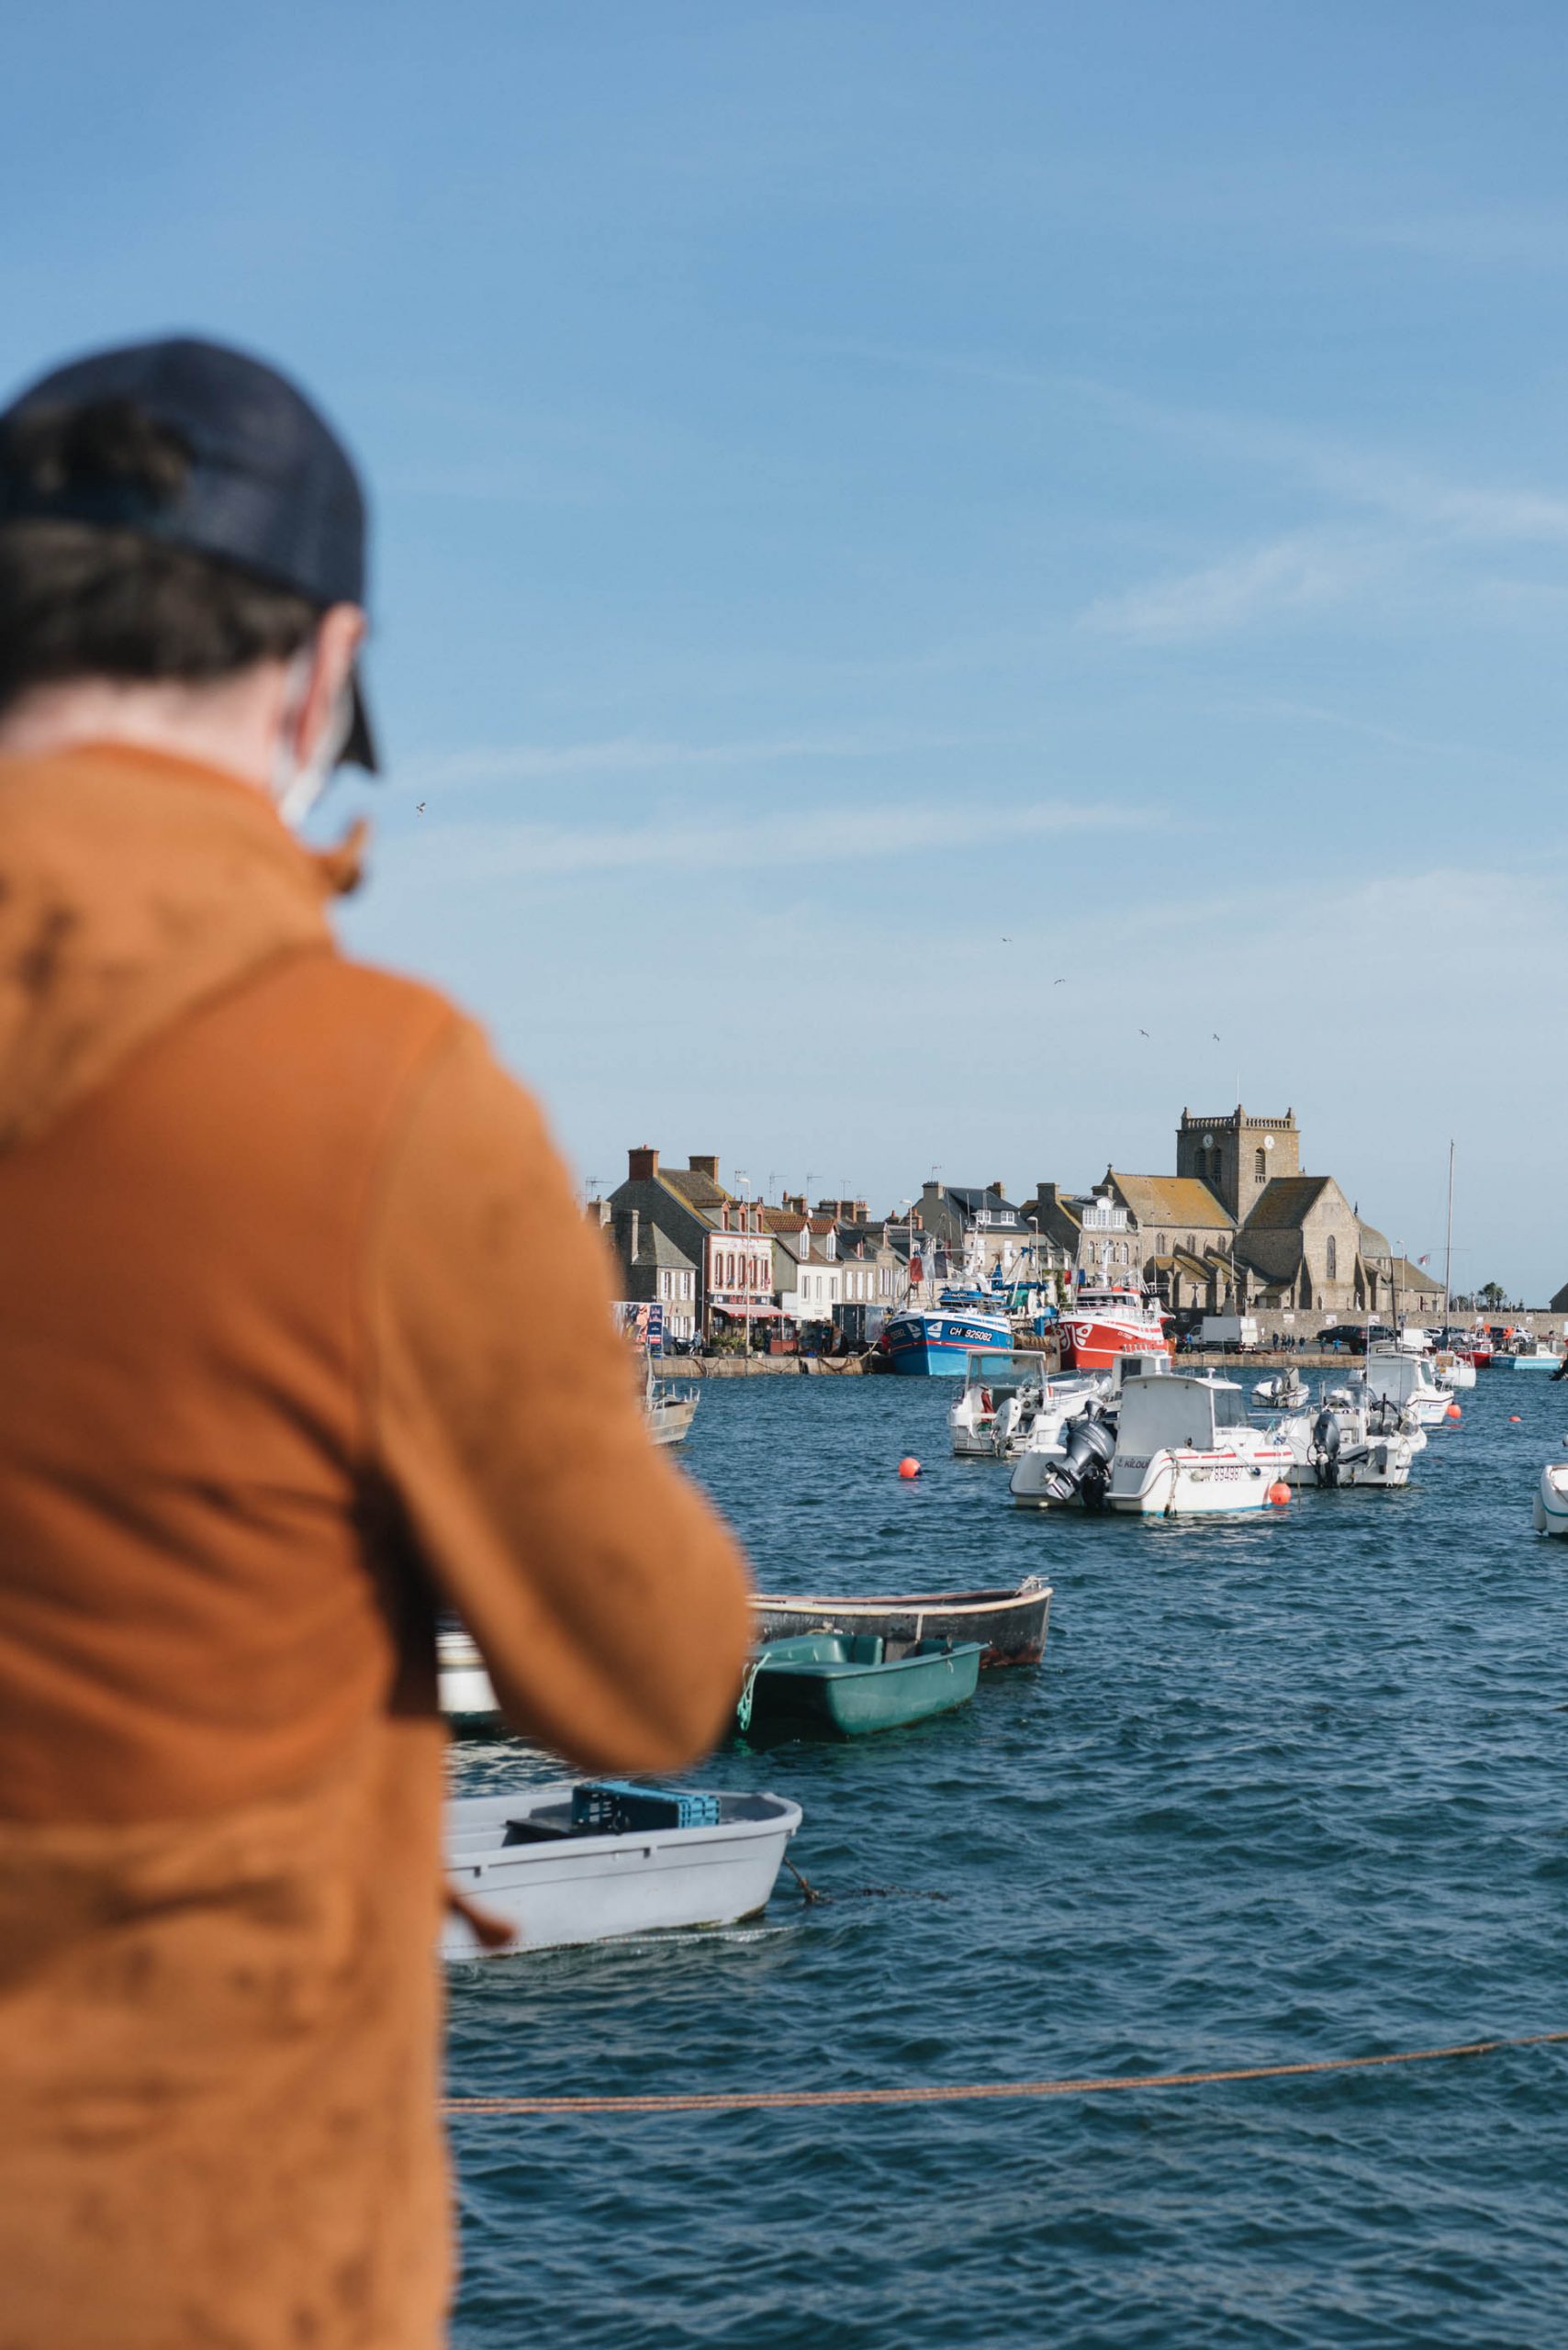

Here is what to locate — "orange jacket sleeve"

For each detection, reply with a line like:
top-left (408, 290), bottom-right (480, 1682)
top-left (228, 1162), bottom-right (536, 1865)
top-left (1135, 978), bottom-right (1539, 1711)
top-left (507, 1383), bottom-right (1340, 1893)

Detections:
top-left (365, 1016), bottom-right (753, 1771)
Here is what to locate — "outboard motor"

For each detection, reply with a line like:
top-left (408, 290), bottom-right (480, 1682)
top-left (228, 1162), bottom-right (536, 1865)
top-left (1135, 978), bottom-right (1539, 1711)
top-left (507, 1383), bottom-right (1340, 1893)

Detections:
top-left (1038, 1404), bottom-right (1117, 1508)
top-left (1310, 1406), bottom-right (1341, 1489)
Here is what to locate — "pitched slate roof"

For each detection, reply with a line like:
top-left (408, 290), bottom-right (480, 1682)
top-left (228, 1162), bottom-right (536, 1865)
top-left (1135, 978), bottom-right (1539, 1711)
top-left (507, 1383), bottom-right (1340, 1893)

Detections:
top-left (1241, 1176), bottom-right (1330, 1233)
top-left (634, 1225), bottom-right (696, 1271)
top-left (945, 1186), bottom-right (1024, 1222)
top-left (659, 1165), bottom-right (730, 1214)
top-left (1357, 1218), bottom-right (1393, 1260)
top-left (1107, 1171), bottom-right (1232, 1230)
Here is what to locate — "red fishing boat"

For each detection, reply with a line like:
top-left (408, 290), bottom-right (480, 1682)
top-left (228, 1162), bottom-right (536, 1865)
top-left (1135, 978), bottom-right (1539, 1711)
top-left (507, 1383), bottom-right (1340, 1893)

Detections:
top-left (1058, 1281), bottom-right (1171, 1372)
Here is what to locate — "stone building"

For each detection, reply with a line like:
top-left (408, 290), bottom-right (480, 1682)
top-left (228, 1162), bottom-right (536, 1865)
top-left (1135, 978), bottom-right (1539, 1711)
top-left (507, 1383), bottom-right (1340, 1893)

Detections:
top-left (1036, 1106), bottom-right (1404, 1319)
top-left (1177, 1106), bottom-right (1301, 1224)
top-left (607, 1147), bottom-right (776, 1340)
top-left (590, 1204), bottom-right (699, 1343)
top-left (915, 1180), bottom-right (1063, 1282)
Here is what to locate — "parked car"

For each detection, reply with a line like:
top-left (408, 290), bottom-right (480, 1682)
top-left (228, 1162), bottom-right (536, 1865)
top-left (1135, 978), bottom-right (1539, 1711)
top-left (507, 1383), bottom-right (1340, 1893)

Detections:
top-left (1316, 1323), bottom-right (1394, 1351)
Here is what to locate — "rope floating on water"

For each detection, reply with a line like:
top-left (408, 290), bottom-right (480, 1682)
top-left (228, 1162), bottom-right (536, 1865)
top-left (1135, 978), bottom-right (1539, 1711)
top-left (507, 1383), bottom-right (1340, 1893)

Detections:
top-left (444, 2030), bottom-right (1568, 2119)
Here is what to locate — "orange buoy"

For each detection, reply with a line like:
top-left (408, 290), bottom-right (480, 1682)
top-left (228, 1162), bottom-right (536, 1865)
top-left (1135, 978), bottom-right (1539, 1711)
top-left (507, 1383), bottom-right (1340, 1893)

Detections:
top-left (1509, 1414), bottom-right (1523, 1424)
top-left (898, 1456), bottom-right (922, 1480)
top-left (1445, 1403), bottom-right (1462, 1421)
top-left (1268, 1481), bottom-right (1291, 1506)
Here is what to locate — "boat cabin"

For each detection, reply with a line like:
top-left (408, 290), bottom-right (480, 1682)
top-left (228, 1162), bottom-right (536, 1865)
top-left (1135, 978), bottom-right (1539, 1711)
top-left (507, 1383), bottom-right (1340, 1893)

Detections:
top-left (1116, 1371), bottom-right (1250, 1456)
top-left (958, 1348), bottom-right (1046, 1407)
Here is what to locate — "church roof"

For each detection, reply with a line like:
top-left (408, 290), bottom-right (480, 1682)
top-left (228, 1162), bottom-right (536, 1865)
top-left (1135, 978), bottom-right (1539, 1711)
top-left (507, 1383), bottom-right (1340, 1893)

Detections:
top-left (1108, 1171), bottom-right (1232, 1230)
top-left (1241, 1176), bottom-right (1331, 1232)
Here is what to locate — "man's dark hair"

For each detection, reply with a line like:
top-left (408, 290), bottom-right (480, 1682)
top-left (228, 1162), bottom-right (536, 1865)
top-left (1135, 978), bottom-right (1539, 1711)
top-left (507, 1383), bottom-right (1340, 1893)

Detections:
top-left (0, 398), bottom-right (319, 715)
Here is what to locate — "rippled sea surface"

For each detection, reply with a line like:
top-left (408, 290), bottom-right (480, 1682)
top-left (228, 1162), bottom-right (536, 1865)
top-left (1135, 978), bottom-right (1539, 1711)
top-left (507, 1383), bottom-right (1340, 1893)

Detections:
top-left (449, 1369), bottom-right (1568, 2348)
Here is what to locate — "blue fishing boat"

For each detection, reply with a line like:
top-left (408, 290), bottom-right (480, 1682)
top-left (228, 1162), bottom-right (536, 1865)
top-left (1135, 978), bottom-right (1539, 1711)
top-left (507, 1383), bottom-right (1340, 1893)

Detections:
top-left (882, 1304), bottom-right (1013, 1375)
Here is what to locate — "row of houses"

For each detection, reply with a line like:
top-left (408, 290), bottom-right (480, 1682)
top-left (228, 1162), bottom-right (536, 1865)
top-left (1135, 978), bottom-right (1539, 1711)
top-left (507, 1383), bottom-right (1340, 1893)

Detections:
top-left (589, 1109), bottom-right (1445, 1344)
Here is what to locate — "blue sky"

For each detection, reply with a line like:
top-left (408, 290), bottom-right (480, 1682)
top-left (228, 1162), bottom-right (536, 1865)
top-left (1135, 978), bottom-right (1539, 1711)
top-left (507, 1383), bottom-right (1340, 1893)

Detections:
top-left (4, 3), bottom-right (1566, 1294)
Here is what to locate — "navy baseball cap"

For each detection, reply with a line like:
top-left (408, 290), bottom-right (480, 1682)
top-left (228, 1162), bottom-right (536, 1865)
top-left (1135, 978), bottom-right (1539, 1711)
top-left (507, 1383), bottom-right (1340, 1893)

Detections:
top-left (0, 335), bottom-right (378, 771)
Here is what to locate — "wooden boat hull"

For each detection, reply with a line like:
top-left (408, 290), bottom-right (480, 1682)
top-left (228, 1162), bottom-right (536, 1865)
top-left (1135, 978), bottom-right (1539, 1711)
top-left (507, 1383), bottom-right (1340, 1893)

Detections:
top-left (440, 1583), bottom-right (1051, 1724)
top-left (741, 1634), bottom-right (982, 1740)
top-left (750, 1579), bottom-right (1051, 1668)
top-left (442, 1784), bottom-right (801, 1959)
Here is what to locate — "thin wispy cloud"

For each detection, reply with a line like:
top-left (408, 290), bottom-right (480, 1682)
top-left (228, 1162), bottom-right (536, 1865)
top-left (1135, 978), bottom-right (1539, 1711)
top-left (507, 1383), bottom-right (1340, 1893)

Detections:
top-left (384, 797), bottom-right (1153, 887)
top-left (1078, 529), bottom-right (1386, 643)
top-left (409, 726), bottom-right (998, 790)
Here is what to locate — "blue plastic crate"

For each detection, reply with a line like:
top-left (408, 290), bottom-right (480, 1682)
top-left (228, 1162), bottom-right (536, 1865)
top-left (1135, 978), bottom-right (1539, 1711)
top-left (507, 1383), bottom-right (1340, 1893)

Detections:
top-left (571, 1782), bottom-right (721, 1833)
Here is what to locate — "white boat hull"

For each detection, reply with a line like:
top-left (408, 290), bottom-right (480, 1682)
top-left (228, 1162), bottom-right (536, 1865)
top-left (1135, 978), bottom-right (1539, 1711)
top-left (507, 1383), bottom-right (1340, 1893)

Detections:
top-left (443, 1785), bottom-right (801, 1959)
top-left (1106, 1443), bottom-right (1293, 1515)
top-left (1534, 1464), bottom-right (1568, 1536)
top-left (1276, 1410), bottom-right (1419, 1488)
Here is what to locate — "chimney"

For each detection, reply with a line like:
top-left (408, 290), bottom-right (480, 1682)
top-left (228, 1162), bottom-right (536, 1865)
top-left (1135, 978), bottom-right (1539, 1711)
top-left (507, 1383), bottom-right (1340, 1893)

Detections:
top-left (782, 1192), bottom-right (806, 1216)
top-left (627, 1145), bottom-right (658, 1183)
top-left (689, 1155), bottom-right (719, 1181)
top-left (991, 1181), bottom-right (1006, 1202)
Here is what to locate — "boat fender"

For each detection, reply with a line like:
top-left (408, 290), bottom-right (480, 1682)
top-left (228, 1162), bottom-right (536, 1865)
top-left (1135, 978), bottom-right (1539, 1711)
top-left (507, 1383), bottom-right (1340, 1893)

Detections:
top-left (1268, 1482), bottom-right (1291, 1507)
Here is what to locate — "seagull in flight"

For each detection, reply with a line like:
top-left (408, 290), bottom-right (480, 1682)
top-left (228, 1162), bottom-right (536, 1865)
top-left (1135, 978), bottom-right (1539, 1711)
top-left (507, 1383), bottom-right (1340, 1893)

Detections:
top-left (417, 801), bottom-right (427, 814)
top-left (1053, 977), bottom-right (1066, 986)
top-left (1139, 1028), bottom-right (1150, 1038)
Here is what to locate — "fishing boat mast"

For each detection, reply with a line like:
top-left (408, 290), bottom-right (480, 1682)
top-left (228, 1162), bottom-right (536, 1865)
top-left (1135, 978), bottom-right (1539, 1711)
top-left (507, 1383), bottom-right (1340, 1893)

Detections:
top-left (1442, 1139), bottom-right (1454, 1335)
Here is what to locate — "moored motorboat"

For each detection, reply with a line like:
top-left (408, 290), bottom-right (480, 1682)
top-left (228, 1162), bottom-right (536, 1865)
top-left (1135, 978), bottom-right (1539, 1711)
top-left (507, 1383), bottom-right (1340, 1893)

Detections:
top-left (1253, 1370), bottom-right (1310, 1412)
top-left (1500, 1341), bottom-right (1563, 1371)
top-left (1276, 1386), bottom-right (1424, 1488)
top-left (736, 1632), bottom-right (983, 1739)
top-left (443, 1782), bottom-right (801, 1959)
top-left (1014, 1369), bottom-right (1291, 1515)
top-left (949, 1348), bottom-right (1099, 1459)
top-left (1361, 1346), bottom-right (1454, 1427)
top-left (949, 1348), bottom-right (1051, 1457)
top-left (1533, 1453), bottom-right (1568, 1536)
top-left (750, 1578), bottom-right (1052, 1665)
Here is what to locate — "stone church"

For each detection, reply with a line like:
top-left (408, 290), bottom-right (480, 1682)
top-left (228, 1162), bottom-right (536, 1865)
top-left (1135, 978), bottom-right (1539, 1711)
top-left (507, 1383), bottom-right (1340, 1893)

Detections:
top-left (1175, 1108), bottom-right (1377, 1314)
top-left (1036, 1108), bottom-right (1394, 1316)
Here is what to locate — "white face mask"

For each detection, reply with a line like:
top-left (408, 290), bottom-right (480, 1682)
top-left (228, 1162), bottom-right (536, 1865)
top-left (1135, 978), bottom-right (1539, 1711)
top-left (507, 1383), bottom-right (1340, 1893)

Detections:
top-left (270, 643), bottom-right (356, 829)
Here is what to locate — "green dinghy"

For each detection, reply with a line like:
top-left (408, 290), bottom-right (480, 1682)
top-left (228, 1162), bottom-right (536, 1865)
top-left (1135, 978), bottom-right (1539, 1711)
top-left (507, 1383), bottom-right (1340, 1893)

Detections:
top-left (735, 1632), bottom-right (983, 1741)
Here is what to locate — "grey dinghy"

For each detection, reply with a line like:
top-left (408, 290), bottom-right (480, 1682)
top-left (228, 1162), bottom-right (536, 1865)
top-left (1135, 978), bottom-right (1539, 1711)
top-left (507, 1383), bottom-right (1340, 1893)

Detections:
top-left (442, 1784), bottom-right (801, 1960)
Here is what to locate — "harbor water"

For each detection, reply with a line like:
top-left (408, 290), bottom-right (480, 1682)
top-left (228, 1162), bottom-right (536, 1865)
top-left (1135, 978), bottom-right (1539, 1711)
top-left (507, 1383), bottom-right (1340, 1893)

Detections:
top-left (448, 1371), bottom-right (1568, 2347)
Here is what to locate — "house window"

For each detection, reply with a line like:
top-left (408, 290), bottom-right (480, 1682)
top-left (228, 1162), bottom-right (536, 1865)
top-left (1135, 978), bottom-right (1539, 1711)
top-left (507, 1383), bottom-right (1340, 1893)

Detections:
top-left (1326, 1235), bottom-right (1338, 1281)
top-left (1254, 1148), bottom-right (1266, 1181)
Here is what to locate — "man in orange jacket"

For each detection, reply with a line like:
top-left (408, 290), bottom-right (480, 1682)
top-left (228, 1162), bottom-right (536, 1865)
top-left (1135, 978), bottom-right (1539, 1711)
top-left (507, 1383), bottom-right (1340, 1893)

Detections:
top-left (0, 337), bottom-right (753, 2347)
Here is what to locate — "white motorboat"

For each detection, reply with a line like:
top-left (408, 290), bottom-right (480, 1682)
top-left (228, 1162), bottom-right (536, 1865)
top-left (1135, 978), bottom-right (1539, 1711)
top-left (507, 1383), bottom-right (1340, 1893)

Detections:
top-left (1276, 1386), bottom-right (1424, 1489)
top-left (949, 1348), bottom-right (1101, 1459)
top-left (1361, 1346), bottom-right (1456, 1428)
top-left (950, 1348), bottom-right (1046, 1458)
top-left (1500, 1341), bottom-right (1563, 1372)
top-left (1533, 1449), bottom-right (1568, 1536)
top-left (443, 1782), bottom-right (801, 1960)
top-left (1014, 1368), bottom-right (1292, 1516)
top-left (1431, 1348), bottom-right (1476, 1392)
top-left (1253, 1370), bottom-right (1310, 1412)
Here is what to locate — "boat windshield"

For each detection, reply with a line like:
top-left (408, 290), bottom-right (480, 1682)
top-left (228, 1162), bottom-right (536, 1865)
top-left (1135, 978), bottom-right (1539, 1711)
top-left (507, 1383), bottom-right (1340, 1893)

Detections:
top-left (1212, 1389), bottom-right (1249, 1430)
top-left (966, 1353), bottom-right (1017, 1385)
